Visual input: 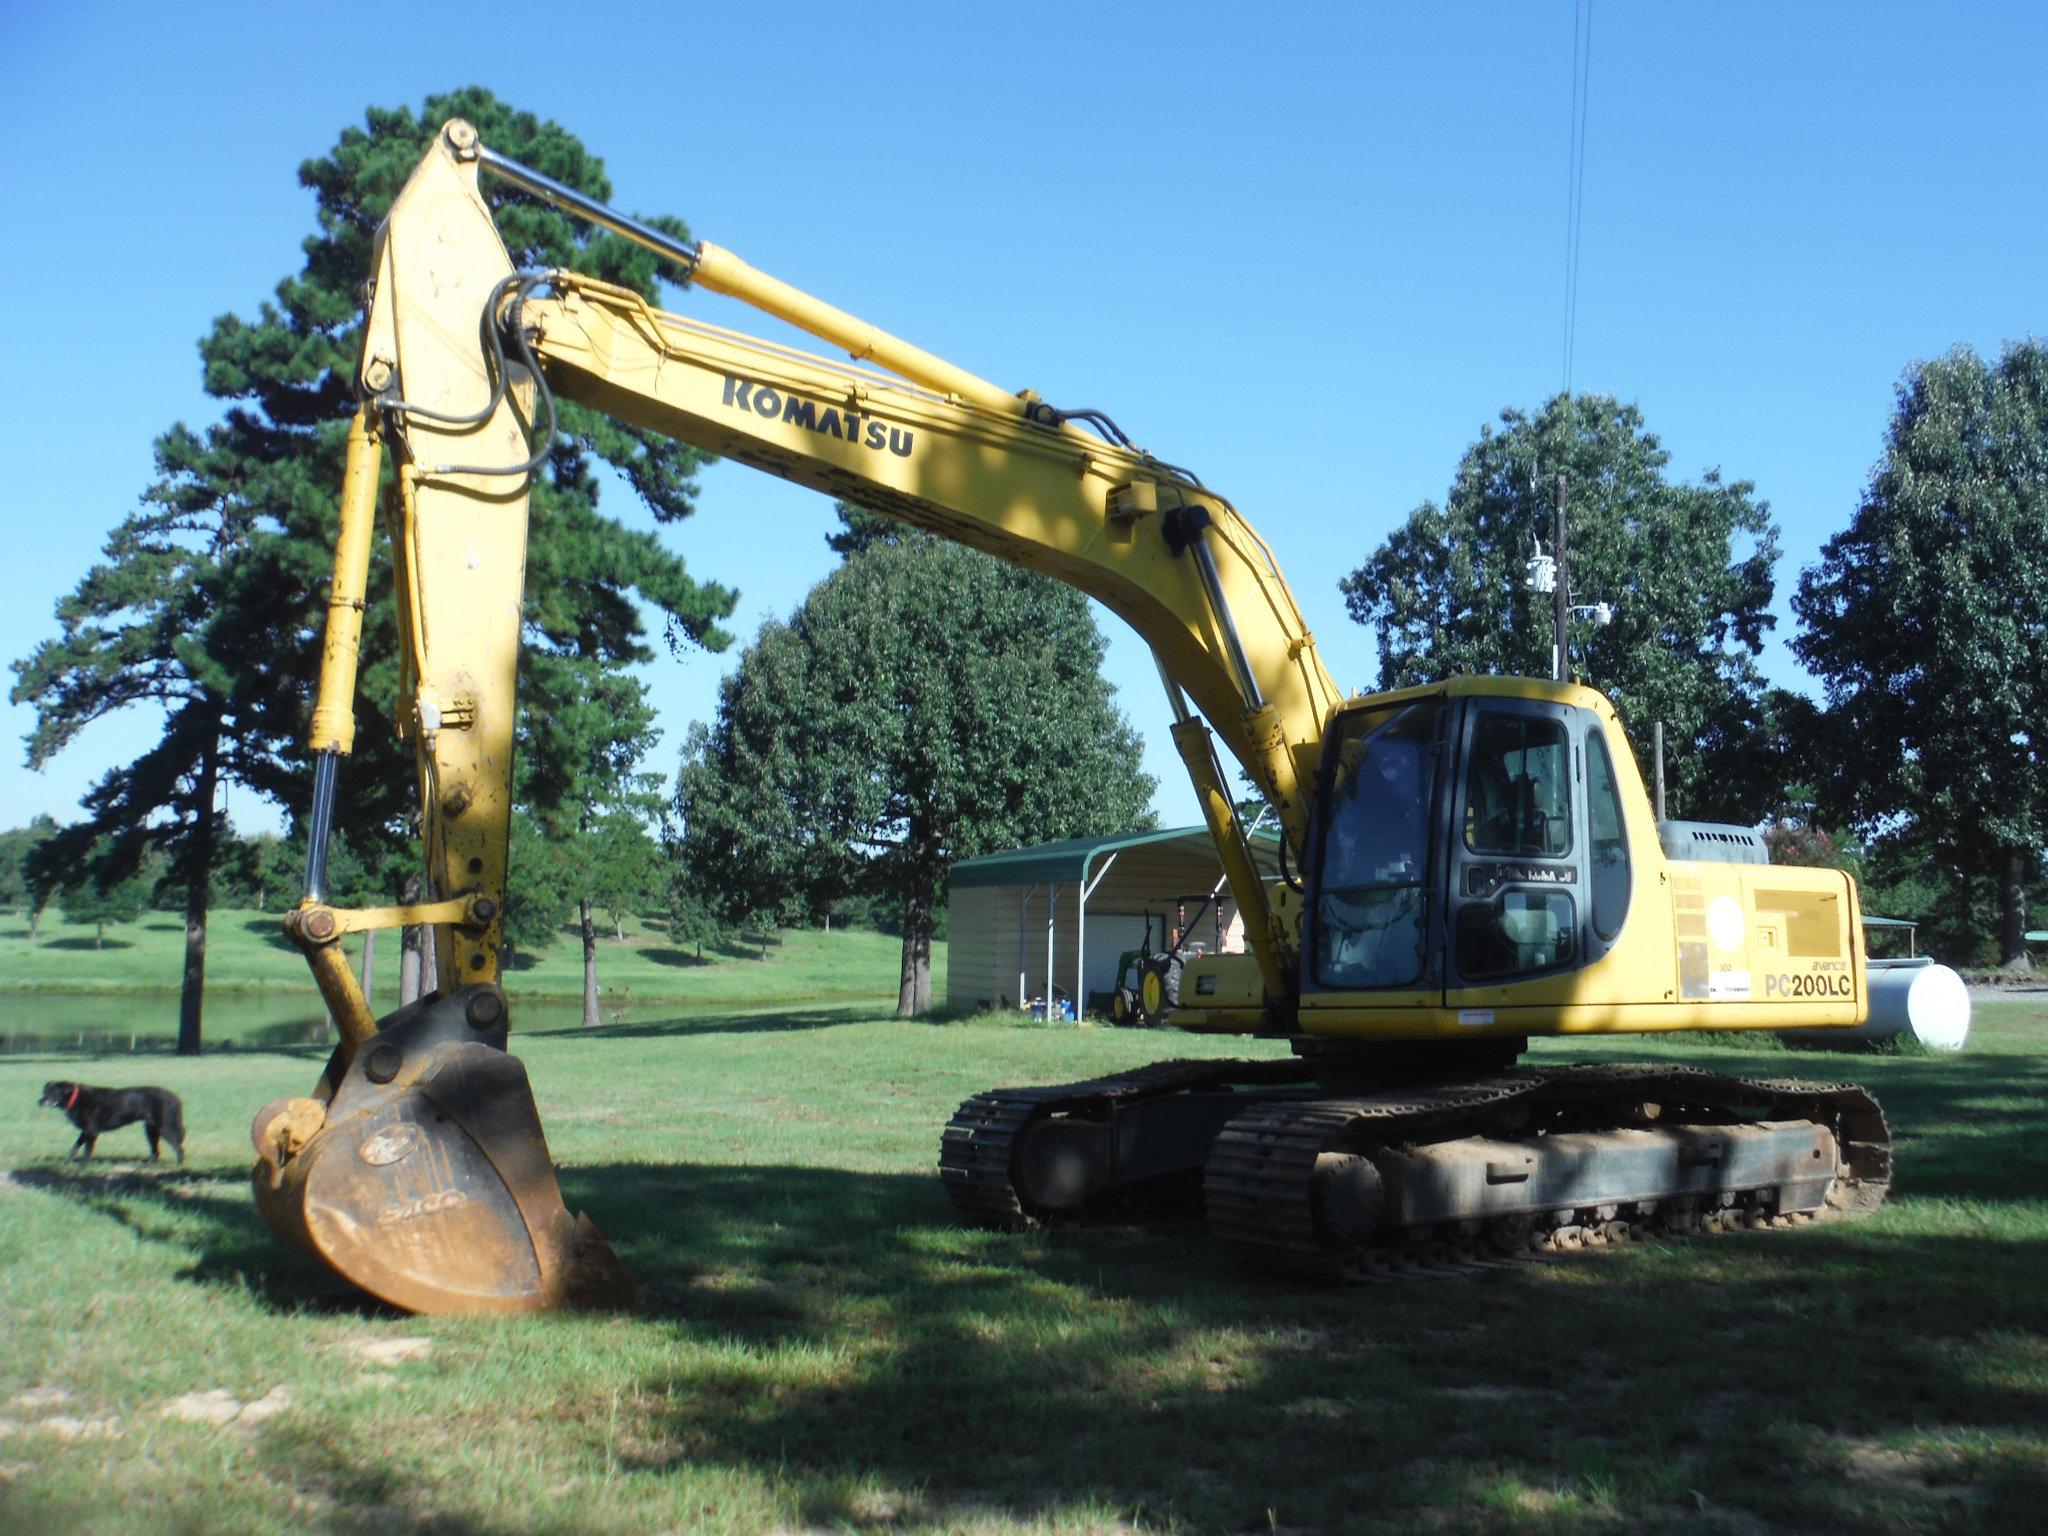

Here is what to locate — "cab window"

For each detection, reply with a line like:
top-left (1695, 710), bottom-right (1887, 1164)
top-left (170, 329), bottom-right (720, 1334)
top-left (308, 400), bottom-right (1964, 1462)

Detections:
top-left (1586, 732), bottom-right (1631, 940)
top-left (1457, 891), bottom-right (1577, 979)
top-left (1463, 714), bottom-right (1572, 858)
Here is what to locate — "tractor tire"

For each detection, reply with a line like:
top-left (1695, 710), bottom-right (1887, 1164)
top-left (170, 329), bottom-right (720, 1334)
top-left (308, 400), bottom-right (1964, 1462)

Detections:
top-left (1136, 954), bottom-right (1184, 1027)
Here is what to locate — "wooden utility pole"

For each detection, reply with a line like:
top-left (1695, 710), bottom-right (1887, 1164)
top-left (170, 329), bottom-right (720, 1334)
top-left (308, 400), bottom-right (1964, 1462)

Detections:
top-left (1553, 472), bottom-right (1570, 682)
top-left (1652, 720), bottom-right (1668, 821)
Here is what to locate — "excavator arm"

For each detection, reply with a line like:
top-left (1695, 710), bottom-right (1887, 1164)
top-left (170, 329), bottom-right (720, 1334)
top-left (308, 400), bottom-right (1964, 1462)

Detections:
top-left (336, 121), bottom-right (1342, 1003)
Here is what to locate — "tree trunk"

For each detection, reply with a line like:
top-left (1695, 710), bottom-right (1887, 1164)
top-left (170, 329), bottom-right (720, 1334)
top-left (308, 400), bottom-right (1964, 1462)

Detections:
top-left (580, 897), bottom-right (601, 1027)
top-left (94, 923), bottom-right (104, 952)
top-left (2001, 847), bottom-right (2033, 971)
top-left (398, 875), bottom-right (424, 1005)
top-left (896, 864), bottom-right (935, 1018)
top-left (399, 927), bottom-right (423, 1004)
top-left (176, 731), bottom-right (220, 1057)
top-left (360, 925), bottom-right (378, 1007)
top-left (613, 910), bottom-right (625, 942)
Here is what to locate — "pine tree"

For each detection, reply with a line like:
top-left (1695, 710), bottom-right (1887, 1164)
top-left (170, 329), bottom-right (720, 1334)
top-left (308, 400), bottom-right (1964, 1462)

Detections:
top-left (12, 90), bottom-right (735, 1050)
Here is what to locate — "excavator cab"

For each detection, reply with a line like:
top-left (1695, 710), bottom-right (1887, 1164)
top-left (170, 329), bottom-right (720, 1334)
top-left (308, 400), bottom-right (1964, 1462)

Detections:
top-left (1309, 687), bottom-right (1630, 1031)
top-left (1305, 686), bottom-right (1610, 1003)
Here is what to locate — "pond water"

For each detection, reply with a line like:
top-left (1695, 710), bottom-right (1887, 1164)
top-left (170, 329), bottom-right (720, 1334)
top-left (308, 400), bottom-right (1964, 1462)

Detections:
top-left (0, 990), bottom-right (677, 1055)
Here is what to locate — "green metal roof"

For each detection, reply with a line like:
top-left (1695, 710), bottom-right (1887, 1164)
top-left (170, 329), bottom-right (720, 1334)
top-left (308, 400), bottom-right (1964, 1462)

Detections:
top-left (950, 824), bottom-right (1276, 889)
top-left (1863, 916), bottom-right (1919, 930)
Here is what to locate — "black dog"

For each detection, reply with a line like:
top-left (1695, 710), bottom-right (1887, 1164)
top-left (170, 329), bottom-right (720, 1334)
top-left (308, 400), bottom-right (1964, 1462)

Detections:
top-left (39, 1081), bottom-right (185, 1162)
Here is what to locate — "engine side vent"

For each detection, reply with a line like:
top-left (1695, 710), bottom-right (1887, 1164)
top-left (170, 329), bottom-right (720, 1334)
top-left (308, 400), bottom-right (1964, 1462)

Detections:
top-left (1657, 820), bottom-right (1770, 866)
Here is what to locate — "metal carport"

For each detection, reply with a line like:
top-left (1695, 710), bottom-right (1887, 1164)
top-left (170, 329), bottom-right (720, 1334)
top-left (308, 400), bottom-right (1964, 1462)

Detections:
top-left (944, 825), bottom-right (1282, 1017)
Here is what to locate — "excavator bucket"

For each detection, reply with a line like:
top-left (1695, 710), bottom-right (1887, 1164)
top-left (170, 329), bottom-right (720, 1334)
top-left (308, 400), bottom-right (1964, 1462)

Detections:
top-left (250, 985), bottom-right (632, 1314)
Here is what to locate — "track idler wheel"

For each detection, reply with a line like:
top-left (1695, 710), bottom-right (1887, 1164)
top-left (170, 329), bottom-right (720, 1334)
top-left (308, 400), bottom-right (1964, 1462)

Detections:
top-left (250, 985), bottom-right (632, 1314)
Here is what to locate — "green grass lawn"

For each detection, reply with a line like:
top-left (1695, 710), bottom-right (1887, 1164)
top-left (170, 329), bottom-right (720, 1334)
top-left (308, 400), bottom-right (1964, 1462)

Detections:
top-left (1, 1003), bottom-right (2044, 1534)
top-left (0, 906), bottom-right (926, 1023)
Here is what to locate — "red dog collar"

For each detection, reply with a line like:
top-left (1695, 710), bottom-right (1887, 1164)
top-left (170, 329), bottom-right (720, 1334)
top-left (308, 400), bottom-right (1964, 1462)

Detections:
top-left (64, 1085), bottom-right (81, 1111)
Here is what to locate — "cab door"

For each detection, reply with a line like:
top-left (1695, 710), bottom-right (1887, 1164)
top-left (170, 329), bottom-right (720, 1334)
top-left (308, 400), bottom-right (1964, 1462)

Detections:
top-left (1298, 695), bottom-right (1447, 1010)
top-left (1443, 699), bottom-right (1587, 999)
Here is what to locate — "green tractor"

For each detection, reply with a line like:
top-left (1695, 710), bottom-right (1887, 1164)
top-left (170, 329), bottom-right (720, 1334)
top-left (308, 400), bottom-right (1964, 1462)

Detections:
top-left (1106, 900), bottom-right (1219, 1028)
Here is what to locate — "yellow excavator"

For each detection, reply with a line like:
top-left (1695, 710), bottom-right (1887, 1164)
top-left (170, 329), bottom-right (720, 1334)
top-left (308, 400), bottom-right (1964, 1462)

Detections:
top-left (252, 121), bottom-right (1890, 1311)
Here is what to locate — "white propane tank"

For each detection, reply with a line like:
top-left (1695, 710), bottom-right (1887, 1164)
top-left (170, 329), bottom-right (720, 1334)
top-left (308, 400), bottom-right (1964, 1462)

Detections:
top-left (1780, 958), bottom-right (1971, 1051)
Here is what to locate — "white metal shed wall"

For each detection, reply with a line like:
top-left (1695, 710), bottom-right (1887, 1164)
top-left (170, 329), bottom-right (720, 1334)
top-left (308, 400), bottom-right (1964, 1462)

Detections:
top-left (944, 841), bottom-right (1255, 1014)
top-left (944, 885), bottom-right (1004, 1013)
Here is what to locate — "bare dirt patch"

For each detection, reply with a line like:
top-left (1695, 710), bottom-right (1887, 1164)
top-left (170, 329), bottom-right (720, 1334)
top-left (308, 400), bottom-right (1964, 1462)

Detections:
top-left (162, 1386), bottom-right (291, 1428)
top-left (350, 1336), bottom-right (434, 1366)
top-left (1436, 1383), bottom-right (1552, 1403)
top-left (9, 1386), bottom-right (75, 1413)
top-left (0, 1414), bottom-right (123, 1441)
top-left (1840, 1439), bottom-right (1978, 1505)
top-left (0, 1385), bottom-right (122, 1441)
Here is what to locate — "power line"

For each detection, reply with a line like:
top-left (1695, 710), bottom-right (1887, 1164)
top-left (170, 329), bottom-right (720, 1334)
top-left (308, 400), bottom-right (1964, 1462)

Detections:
top-left (1562, 0), bottom-right (1595, 398)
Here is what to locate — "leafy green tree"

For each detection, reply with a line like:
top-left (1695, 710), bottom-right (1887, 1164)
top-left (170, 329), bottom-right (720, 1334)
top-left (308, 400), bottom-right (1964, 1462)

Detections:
top-left (58, 842), bottom-right (153, 950)
top-left (1852, 822), bottom-right (1990, 964)
top-left (1793, 341), bottom-right (2048, 967)
top-left (502, 809), bottom-right (579, 962)
top-left (12, 89), bottom-right (735, 1051)
top-left (665, 878), bottom-right (731, 964)
top-left (0, 817), bottom-right (56, 922)
top-left (1339, 394), bottom-right (1784, 820)
top-left (522, 662), bottom-right (666, 1025)
top-left (589, 812), bottom-right (665, 941)
top-left (824, 503), bottom-right (903, 557)
top-left (213, 831), bottom-right (296, 911)
top-left (678, 534), bottom-right (1156, 1015)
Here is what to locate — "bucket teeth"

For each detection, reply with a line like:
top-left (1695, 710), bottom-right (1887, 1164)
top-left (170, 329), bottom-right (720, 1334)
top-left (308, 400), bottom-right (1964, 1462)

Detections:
top-left (251, 986), bottom-right (632, 1314)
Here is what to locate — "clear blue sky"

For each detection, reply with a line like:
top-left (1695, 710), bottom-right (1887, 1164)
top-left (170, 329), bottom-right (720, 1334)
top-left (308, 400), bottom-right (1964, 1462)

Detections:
top-left (2, 2), bottom-right (2041, 838)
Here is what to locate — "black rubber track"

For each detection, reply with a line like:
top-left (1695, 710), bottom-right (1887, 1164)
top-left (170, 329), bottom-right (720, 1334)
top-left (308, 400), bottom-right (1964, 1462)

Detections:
top-left (940, 1059), bottom-right (1889, 1283)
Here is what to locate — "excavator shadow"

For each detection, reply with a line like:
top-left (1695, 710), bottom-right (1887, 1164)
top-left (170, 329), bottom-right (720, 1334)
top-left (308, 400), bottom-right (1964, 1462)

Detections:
top-left (576, 1162), bottom-right (2048, 1531)
top-left (9, 1163), bottom-right (398, 1315)
top-left (13, 1148), bottom-right (2048, 1527)
top-left (1856, 1047), bottom-right (2048, 1202)
top-left (18, 1034), bottom-right (2048, 1321)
